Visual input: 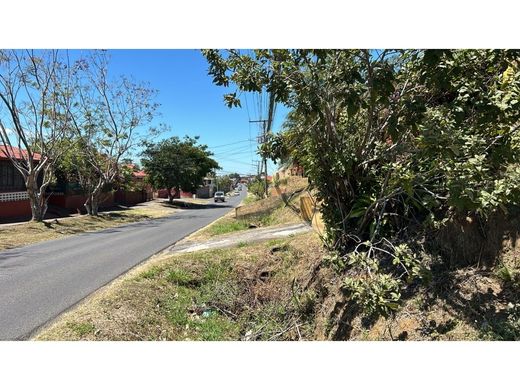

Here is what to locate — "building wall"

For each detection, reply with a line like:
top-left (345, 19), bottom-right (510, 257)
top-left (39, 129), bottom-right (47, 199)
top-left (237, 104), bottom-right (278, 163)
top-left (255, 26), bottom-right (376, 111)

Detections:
top-left (114, 190), bottom-right (147, 206)
top-left (0, 199), bottom-right (32, 219)
top-left (48, 193), bottom-right (115, 213)
top-left (196, 186), bottom-right (215, 199)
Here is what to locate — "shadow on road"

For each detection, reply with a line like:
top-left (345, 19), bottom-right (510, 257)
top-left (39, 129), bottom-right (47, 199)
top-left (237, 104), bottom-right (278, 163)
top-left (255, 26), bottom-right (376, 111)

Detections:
top-left (159, 200), bottom-right (236, 210)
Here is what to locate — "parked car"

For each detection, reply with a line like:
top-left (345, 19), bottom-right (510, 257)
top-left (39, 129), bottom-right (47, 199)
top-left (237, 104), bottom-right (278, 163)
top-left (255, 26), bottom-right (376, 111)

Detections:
top-left (233, 190), bottom-right (240, 196)
top-left (214, 191), bottom-right (226, 202)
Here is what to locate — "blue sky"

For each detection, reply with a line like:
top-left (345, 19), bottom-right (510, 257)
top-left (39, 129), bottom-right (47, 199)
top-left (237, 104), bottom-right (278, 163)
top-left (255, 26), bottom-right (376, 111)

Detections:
top-left (106, 49), bottom-right (289, 176)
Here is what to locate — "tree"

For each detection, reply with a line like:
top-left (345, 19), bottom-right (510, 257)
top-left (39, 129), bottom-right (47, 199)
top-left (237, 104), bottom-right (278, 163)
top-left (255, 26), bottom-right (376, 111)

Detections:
top-left (204, 49), bottom-right (520, 315)
top-left (0, 50), bottom-right (73, 221)
top-left (141, 136), bottom-right (220, 204)
top-left (248, 176), bottom-right (265, 199)
top-left (204, 49), bottom-right (520, 242)
top-left (216, 175), bottom-right (232, 192)
top-left (229, 172), bottom-right (241, 180)
top-left (67, 51), bottom-right (159, 215)
top-left (56, 137), bottom-right (115, 210)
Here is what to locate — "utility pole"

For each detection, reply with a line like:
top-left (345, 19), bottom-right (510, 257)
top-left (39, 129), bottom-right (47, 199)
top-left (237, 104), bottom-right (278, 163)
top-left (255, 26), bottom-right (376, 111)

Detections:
top-left (250, 118), bottom-right (268, 197)
top-left (250, 89), bottom-right (276, 198)
top-left (264, 92), bottom-right (276, 198)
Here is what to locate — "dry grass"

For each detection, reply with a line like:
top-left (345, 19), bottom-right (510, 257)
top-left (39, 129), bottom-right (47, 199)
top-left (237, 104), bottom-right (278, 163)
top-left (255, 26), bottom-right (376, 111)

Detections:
top-left (187, 180), bottom-right (306, 242)
top-left (33, 206), bottom-right (520, 341)
top-left (0, 201), bottom-right (176, 251)
top-left (35, 231), bottom-right (325, 341)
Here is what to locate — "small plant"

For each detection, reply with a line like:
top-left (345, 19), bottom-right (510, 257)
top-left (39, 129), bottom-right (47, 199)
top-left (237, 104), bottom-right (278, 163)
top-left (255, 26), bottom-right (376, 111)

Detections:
top-left (338, 240), bottom-right (431, 318)
top-left (67, 321), bottom-right (95, 337)
top-left (343, 274), bottom-right (401, 317)
top-left (495, 264), bottom-right (519, 286)
top-left (141, 266), bottom-right (162, 280)
top-left (167, 268), bottom-right (199, 286)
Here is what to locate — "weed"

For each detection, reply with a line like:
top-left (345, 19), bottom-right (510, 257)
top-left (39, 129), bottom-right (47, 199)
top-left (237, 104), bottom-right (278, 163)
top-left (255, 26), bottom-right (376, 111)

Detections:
top-left (167, 268), bottom-right (199, 286)
top-left (67, 321), bottom-right (95, 337)
top-left (196, 315), bottom-right (239, 341)
top-left (495, 264), bottom-right (518, 286)
top-left (141, 266), bottom-right (162, 280)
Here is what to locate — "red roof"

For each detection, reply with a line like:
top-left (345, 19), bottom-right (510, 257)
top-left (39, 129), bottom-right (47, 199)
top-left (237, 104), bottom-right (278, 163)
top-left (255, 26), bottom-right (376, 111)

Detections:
top-left (122, 163), bottom-right (146, 179)
top-left (133, 170), bottom-right (146, 179)
top-left (0, 145), bottom-right (41, 161)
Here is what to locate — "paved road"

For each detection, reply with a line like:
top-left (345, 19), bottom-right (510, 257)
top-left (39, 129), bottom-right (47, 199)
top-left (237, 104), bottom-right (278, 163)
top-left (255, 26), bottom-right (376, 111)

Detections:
top-left (0, 191), bottom-right (246, 340)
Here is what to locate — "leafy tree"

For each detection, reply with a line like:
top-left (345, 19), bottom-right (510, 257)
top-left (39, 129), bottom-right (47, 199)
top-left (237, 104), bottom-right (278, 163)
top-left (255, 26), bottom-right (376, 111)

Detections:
top-left (141, 136), bottom-right (220, 203)
top-left (57, 138), bottom-right (125, 208)
top-left (216, 175), bottom-right (232, 192)
top-left (248, 176), bottom-right (265, 199)
top-left (67, 50), bottom-right (159, 215)
top-left (0, 50), bottom-right (74, 221)
top-left (204, 49), bottom-right (520, 316)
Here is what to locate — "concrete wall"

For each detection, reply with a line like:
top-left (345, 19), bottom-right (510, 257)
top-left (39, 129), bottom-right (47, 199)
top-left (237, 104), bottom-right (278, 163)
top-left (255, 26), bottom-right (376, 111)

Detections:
top-left (114, 190), bottom-right (147, 206)
top-left (0, 200), bottom-right (32, 219)
top-left (48, 193), bottom-right (115, 213)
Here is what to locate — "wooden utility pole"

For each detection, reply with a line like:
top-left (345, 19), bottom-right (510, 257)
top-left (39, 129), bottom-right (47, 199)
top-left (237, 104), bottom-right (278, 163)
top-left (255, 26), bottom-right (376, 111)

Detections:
top-left (249, 91), bottom-right (276, 198)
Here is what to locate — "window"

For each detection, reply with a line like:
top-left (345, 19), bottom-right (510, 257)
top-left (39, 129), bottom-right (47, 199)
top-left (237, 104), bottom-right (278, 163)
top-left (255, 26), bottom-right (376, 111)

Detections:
top-left (0, 160), bottom-right (26, 191)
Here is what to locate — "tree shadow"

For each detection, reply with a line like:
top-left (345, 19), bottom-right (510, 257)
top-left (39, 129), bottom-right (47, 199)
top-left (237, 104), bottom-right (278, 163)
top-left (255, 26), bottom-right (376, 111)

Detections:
top-left (423, 264), bottom-right (520, 340)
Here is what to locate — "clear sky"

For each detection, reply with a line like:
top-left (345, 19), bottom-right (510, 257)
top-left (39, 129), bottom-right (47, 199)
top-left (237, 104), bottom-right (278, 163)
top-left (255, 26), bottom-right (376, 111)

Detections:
top-left (105, 49), bottom-right (289, 176)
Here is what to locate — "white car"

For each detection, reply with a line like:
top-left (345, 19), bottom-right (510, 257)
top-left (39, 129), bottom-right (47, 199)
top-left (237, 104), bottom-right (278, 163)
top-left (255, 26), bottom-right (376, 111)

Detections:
top-left (214, 191), bottom-right (226, 202)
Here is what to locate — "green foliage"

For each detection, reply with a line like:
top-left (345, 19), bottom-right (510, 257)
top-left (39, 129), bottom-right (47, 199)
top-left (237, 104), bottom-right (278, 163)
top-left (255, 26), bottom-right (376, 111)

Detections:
top-left (204, 49), bottom-right (520, 318)
top-left (140, 136), bottom-right (220, 200)
top-left (341, 241), bottom-right (430, 317)
top-left (118, 164), bottom-right (145, 192)
top-left (204, 49), bottom-right (520, 239)
top-left (248, 177), bottom-right (266, 199)
top-left (216, 175), bottom-right (233, 192)
top-left (343, 273), bottom-right (401, 317)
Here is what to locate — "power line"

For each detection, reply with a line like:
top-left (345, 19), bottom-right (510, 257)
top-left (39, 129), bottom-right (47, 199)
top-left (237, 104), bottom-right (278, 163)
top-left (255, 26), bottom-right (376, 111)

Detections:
top-left (212, 144), bottom-right (256, 156)
top-left (216, 156), bottom-right (255, 166)
top-left (206, 139), bottom-right (254, 149)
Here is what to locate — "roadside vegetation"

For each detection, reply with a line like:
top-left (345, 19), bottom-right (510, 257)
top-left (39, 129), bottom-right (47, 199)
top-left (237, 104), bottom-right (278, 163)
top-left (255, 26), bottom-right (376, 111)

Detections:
top-left (187, 177), bottom-right (307, 241)
top-left (35, 176), bottom-right (520, 341)
top-left (36, 220), bottom-right (520, 341)
top-left (36, 232), bottom-right (325, 341)
top-left (0, 202), bottom-right (176, 251)
top-left (202, 49), bottom-right (520, 340)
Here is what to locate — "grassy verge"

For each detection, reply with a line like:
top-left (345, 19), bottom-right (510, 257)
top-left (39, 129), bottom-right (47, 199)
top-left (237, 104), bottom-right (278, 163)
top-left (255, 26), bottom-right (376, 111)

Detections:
top-left (33, 214), bottom-right (520, 341)
top-left (35, 232), bottom-right (325, 341)
top-left (189, 184), bottom-right (306, 242)
top-left (0, 202), bottom-right (176, 251)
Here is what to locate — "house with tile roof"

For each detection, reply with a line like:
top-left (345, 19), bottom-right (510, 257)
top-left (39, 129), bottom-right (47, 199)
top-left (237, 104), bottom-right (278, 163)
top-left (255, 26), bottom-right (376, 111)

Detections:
top-left (0, 146), bottom-right (42, 219)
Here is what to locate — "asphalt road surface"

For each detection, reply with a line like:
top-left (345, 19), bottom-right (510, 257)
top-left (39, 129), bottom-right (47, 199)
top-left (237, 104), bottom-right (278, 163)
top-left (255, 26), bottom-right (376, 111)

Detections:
top-left (0, 190), bottom-right (246, 340)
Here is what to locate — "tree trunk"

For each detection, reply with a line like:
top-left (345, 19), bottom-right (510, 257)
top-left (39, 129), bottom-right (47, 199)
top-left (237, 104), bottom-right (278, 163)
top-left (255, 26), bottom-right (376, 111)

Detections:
top-left (84, 181), bottom-right (104, 216)
top-left (167, 188), bottom-right (174, 204)
top-left (90, 189), bottom-right (102, 216)
top-left (26, 174), bottom-right (46, 222)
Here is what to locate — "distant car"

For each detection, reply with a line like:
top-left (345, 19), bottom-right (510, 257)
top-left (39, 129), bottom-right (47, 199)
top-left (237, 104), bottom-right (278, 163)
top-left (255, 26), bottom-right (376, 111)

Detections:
top-left (214, 191), bottom-right (225, 202)
top-left (233, 190), bottom-right (240, 196)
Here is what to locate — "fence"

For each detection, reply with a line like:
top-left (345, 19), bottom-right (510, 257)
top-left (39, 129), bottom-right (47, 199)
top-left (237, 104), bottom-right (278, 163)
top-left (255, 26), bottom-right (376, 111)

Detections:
top-left (0, 191), bottom-right (29, 202)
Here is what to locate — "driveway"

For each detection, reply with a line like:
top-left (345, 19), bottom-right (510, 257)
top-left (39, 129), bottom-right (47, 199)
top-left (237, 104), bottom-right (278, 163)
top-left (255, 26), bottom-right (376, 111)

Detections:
top-left (0, 191), bottom-right (246, 340)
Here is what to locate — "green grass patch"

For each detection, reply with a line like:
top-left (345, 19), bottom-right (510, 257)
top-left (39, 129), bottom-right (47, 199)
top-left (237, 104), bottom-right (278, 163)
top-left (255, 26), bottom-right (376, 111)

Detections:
top-left (66, 321), bottom-right (95, 337)
top-left (208, 219), bottom-right (251, 236)
top-left (140, 266), bottom-right (162, 280)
